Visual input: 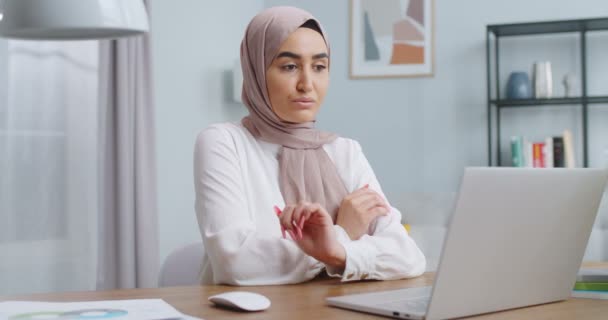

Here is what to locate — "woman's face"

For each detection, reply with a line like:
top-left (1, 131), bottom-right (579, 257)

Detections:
top-left (266, 27), bottom-right (329, 123)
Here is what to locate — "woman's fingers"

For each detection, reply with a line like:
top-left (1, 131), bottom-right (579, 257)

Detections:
top-left (277, 202), bottom-right (333, 241)
top-left (274, 206), bottom-right (286, 239)
top-left (292, 219), bottom-right (302, 240)
top-left (298, 205), bottom-right (315, 229)
top-left (353, 191), bottom-right (389, 212)
top-left (279, 204), bottom-right (308, 241)
top-left (280, 205), bottom-right (295, 231)
top-left (286, 228), bottom-right (297, 240)
top-left (299, 210), bottom-right (309, 230)
top-left (345, 184), bottom-right (370, 201)
top-left (306, 202), bottom-right (333, 226)
top-left (293, 204), bottom-right (306, 239)
top-left (284, 212), bottom-right (299, 240)
top-left (369, 206), bottom-right (390, 218)
top-left (361, 194), bottom-right (391, 218)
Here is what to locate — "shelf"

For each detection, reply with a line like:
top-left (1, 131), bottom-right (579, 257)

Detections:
top-left (487, 17), bottom-right (608, 168)
top-left (588, 96), bottom-right (608, 104)
top-left (490, 96), bottom-right (608, 107)
top-left (488, 17), bottom-right (608, 36)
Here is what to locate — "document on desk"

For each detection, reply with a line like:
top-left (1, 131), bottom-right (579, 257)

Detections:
top-left (577, 268), bottom-right (608, 282)
top-left (0, 299), bottom-right (203, 320)
top-left (572, 291), bottom-right (608, 300)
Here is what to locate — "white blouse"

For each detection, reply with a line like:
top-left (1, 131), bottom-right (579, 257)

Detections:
top-left (194, 122), bottom-right (426, 285)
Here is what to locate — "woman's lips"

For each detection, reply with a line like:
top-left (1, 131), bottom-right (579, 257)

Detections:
top-left (292, 98), bottom-right (315, 108)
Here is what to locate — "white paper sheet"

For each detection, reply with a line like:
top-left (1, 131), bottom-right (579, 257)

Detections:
top-left (571, 290), bottom-right (608, 300)
top-left (577, 268), bottom-right (608, 282)
top-left (0, 299), bottom-right (202, 320)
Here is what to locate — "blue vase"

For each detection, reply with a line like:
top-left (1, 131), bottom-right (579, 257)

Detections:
top-left (506, 72), bottom-right (532, 99)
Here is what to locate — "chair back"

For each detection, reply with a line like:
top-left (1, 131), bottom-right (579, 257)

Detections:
top-left (158, 241), bottom-right (205, 287)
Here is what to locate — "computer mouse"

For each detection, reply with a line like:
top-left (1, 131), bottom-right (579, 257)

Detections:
top-left (208, 291), bottom-right (271, 311)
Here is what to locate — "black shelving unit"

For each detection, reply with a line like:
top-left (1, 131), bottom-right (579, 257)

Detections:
top-left (486, 17), bottom-right (608, 167)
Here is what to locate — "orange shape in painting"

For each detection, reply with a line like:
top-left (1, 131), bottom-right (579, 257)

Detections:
top-left (390, 43), bottom-right (424, 64)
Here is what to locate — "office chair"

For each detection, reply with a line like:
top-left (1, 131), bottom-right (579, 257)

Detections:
top-left (158, 241), bottom-right (205, 287)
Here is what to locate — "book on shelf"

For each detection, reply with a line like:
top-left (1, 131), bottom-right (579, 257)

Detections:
top-left (510, 136), bottom-right (524, 167)
top-left (544, 137), bottom-right (553, 168)
top-left (509, 130), bottom-right (573, 168)
top-left (532, 142), bottom-right (545, 168)
top-left (553, 136), bottom-right (564, 167)
top-left (525, 139), bottom-right (533, 167)
top-left (563, 129), bottom-right (576, 168)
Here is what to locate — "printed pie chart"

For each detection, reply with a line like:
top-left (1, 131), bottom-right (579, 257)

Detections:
top-left (10, 309), bottom-right (128, 320)
top-left (61, 309), bottom-right (128, 319)
top-left (9, 311), bottom-right (66, 320)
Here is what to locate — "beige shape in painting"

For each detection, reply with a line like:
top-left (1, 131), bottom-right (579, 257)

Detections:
top-left (361, 0), bottom-right (403, 37)
top-left (393, 18), bottom-right (424, 42)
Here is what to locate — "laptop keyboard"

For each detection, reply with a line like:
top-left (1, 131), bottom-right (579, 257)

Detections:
top-left (376, 296), bottom-right (430, 314)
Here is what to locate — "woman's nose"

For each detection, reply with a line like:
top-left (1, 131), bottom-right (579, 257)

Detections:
top-left (297, 70), bottom-right (313, 92)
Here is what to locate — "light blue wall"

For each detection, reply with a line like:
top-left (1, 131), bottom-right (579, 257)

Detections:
top-left (152, 0), bottom-right (608, 263)
top-left (149, 0), bottom-right (264, 263)
top-left (0, 39), bottom-right (6, 127)
top-left (264, 0), bottom-right (608, 196)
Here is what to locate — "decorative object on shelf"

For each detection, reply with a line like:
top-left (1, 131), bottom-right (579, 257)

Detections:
top-left (0, 0), bottom-right (149, 40)
top-left (562, 73), bottom-right (579, 97)
top-left (350, 0), bottom-right (435, 78)
top-left (532, 61), bottom-right (553, 98)
top-left (506, 72), bottom-right (532, 99)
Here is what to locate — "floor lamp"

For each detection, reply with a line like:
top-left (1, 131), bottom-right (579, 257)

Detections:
top-left (0, 0), bottom-right (149, 40)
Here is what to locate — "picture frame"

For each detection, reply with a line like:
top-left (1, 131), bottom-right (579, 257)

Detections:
top-left (350, 0), bottom-right (435, 78)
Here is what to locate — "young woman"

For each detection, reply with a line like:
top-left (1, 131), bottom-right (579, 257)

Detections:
top-left (194, 6), bottom-right (425, 285)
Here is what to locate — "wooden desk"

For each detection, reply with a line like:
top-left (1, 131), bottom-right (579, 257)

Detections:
top-left (3, 263), bottom-right (608, 320)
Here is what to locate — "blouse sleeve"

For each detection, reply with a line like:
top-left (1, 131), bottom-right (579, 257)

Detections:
top-left (326, 141), bottom-right (427, 281)
top-left (194, 125), bottom-right (324, 285)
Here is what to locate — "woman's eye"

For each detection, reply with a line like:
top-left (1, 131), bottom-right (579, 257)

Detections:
top-left (281, 64), bottom-right (297, 71)
top-left (314, 65), bottom-right (327, 72)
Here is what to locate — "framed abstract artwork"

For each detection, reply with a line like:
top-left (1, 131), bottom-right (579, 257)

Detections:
top-left (350, 0), bottom-right (434, 78)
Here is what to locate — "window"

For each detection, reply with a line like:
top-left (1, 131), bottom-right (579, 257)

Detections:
top-left (0, 40), bottom-right (99, 294)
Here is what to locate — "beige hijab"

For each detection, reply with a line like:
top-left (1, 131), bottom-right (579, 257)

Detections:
top-left (240, 6), bottom-right (347, 220)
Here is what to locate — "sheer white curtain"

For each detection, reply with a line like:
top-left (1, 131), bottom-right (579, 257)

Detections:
top-left (0, 40), bottom-right (99, 295)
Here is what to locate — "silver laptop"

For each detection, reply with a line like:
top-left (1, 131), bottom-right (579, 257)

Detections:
top-left (327, 167), bottom-right (608, 320)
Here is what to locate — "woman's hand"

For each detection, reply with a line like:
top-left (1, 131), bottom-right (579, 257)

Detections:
top-left (336, 185), bottom-right (391, 240)
top-left (276, 202), bottom-right (346, 269)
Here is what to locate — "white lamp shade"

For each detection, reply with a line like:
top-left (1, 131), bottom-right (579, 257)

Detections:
top-left (0, 0), bottom-right (149, 40)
